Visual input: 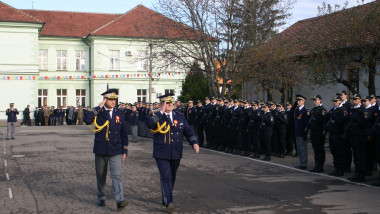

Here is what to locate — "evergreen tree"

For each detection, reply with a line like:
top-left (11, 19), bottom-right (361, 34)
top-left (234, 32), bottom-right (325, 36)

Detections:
top-left (178, 62), bottom-right (209, 102)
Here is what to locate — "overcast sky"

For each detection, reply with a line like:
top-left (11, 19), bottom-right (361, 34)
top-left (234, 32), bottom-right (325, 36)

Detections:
top-left (3, 0), bottom-right (375, 30)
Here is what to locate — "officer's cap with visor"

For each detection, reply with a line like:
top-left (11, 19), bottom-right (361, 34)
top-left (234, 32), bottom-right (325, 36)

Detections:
top-left (331, 96), bottom-right (342, 102)
top-left (276, 103), bottom-right (284, 107)
top-left (158, 93), bottom-right (175, 103)
top-left (101, 89), bottom-right (118, 100)
top-left (337, 90), bottom-right (347, 95)
top-left (188, 100), bottom-right (193, 103)
top-left (311, 95), bottom-right (322, 100)
top-left (351, 94), bottom-right (361, 100)
top-left (295, 94), bottom-right (306, 101)
top-left (362, 96), bottom-right (370, 102)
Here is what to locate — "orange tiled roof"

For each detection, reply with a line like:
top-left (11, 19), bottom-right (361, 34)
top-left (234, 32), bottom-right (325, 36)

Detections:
top-left (23, 9), bottom-right (120, 38)
top-left (0, 1), bottom-right (203, 40)
top-left (0, 1), bottom-right (43, 24)
top-left (273, 1), bottom-right (379, 57)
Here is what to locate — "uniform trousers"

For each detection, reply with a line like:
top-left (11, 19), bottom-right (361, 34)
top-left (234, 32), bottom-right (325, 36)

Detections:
top-left (155, 158), bottom-right (181, 206)
top-left (343, 136), bottom-right (352, 170)
top-left (310, 130), bottom-right (326, 165)
top-left (296, 137), bottom-right (308, 167)
top-left (276, 127), bottom-right (287, 154)
top-left (95, 154), bottom-right (125, 203)
top-left (351, 135), bottom-right (367, 173)
top-left (376, 128), bottom-right (380, 167)
top-left (132, 125), bottom-right (138, 142)
top-left (251, 128), bottom-right (261, 153)
top-left (261, 128), bottom-right (272, 156)
top-left (6, 122), bottom-right (16, 139)
top-left (44, 116), bottom-right (49, 126)
top-left (57, 117), bottom-right (62, 126)
top-left (196, 123), bottom-right (204, 147)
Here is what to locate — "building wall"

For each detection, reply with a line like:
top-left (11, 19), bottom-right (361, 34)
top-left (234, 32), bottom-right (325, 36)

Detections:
top-left (0, 22), bottom-right (42, 122)
top-left (0, 26), bottom-right (186, 122)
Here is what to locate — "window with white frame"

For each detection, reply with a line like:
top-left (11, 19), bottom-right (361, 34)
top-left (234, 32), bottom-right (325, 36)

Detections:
top-left (76, 89), bottom-right (86, 107)
top-left (38, 89), bottom-right (48, 107)
top-left (109, 50), bottom-right (120, 70)
top-left (76, 50), bottom-right (86, 70)
top-left (57, 89), bottom-right (67, 108)
top-left (39, 50), bottom-right (48, 70)
top-left (138, 51), bottom-right (148, 71)
top-left (137, 89), bottom-right (147, 102)
top-left (165, 89), bottom-right (175, 99)
top-left (165, 58), bottom-right (175, 72)
top-left (57, 50), bottom-right (67, 70)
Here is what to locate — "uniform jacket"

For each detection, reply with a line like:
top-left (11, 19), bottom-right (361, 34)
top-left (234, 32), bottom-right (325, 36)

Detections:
top-left (84, 106), bottom-right (129, 155)
top-left (260, 111), bottom-right (275, 133)
top-left (276, 110), bottom-right (288, 131)
top-left (294, 106), bottom-right (310, 137)
top-left (6, 108), bottom-right (19, 122)
top-left (348, 106), bottom-right (371, 136)
top-left (325, 106), bottom-right (345, 134)
top-left (223, 106), bottom-right (234, 128)
top-left (146, 111), bottom-right (198, 160)
top-left (138, 107), bottom-right (146, 122)
top-left (195, 106), bottom-right (204, 125)
top-left (174, 105), bottom-right (184, 114)
top-left (130, 111), bottom-right (139, 126)
top-left (185, 106), bottom-right (196, 125)
top-left (307, 105), bottom-right (327, 131)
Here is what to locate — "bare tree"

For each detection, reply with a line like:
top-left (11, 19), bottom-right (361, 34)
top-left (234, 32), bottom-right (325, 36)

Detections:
top-left (151, 0), bottom-right (294, 98)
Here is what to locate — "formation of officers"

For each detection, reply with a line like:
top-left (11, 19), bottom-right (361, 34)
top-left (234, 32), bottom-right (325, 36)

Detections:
top-left (117, 91), bottom-right (380, 183)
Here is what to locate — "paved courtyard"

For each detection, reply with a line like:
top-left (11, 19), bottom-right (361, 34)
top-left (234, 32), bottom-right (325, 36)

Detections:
top-left (0, 126), bottom-right (380, 213)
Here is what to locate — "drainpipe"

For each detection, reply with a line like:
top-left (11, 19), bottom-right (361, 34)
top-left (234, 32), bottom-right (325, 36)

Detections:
top-left (82, 38), bottom-right (92, 107)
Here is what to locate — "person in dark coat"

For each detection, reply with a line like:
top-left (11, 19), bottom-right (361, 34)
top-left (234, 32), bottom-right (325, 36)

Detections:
top-left (130, 105), bottom-right (139, 142)
top-left (84, 89), bottom-right (129, 211)
top-left (324, 96), bottom-right (346, 176)
top-left (195, 100), bottom-right (205, 147)
top-left (6, 103), bottom-right (19, 140)
top-left (260, 103), bottom-right (275, 161)
top-left (294, 94), bottom-right (310, 170)
top-left (307, 95), bottom-right (327, 173)
top-left (21, 105), bottom-right (31, 126)
top-left (146, 93), bottom-right (199, 212)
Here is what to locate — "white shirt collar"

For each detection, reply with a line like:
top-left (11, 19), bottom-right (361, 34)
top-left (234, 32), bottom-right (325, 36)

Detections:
top-left (104, 106), bottom-right (113, 118)
top-left (298, 105), bottom-right (304, 110)
top-left (354, 103), bottom-right (361, 109)
top-left (342, 100), bottom-right (347, 105)
top-left (165, 111), bottom-right (173, 123)
top-left (365, 105), bottom-right (371, 109)
top-left (371, 103), bottom-right (376, 107)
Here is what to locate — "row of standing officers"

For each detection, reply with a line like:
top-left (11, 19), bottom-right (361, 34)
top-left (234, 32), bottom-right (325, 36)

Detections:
top-left (119, 91), bottom-right (380, 183)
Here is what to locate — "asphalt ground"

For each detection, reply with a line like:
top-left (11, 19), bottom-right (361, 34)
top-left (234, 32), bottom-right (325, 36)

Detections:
top-left (1, 126), bottom-right (380, 214)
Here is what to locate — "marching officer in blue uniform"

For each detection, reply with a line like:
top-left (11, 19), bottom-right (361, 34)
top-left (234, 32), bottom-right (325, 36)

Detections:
top-left (146, 93), bottom-right (199, 212)
top-left (307, 95), bottom-right (327, 173)
top-left (338, 90), bottom-right (354, 172)
top-left (84, 89), bottom-right (129, 211)
top-left (294, 94), bottom-right (310, 169)
top-left (6, 103), bottom-right (19, 140)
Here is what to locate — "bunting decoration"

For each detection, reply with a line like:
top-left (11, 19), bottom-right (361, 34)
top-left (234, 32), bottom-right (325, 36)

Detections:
top-left (0, 72), bottom-right (187, 80)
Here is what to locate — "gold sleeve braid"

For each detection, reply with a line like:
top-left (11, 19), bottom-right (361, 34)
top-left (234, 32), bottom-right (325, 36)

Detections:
top-left (88, 116), bottom-right (110, 141)
top-left (150, 114), bottom-right (171, 144)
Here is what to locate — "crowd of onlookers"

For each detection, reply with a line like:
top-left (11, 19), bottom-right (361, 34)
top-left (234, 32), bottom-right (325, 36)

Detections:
top-left (19, 105), bottom-right (90, 126)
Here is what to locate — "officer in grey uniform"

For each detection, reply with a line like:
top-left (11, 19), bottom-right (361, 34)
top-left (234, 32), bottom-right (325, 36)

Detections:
top-left (6, 103), bottom-right (19, 140)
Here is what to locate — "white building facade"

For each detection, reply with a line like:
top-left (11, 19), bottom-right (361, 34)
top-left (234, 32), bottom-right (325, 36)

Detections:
top-left (0, 2), bottom-right (190, 122)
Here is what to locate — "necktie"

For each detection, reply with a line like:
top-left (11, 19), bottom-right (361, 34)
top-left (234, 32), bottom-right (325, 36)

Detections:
top-left (107, 110), bottom-right (111, 118)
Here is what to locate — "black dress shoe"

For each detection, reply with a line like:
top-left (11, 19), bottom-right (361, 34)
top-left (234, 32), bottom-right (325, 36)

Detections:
top-left (292, 153), bottom-right (298, 157)
top-left (167, 202), bottom-right (174, 212)
top-left (262, 156), bottom-right (271, 161)
top-left (329, 170), bottom-right (344, 177)
top-left (5, 138), bottom-right (10, 140)
top-left (278, 153), bottom-right (285, 158)
top-left (11, 138), bottom-right (15, 140)
top-left (117, 200), bottom-right (128, 211)
top-left (98, 200), bottom-right (105, 207)
top-left (295, 166), bottom-right (307, 170)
